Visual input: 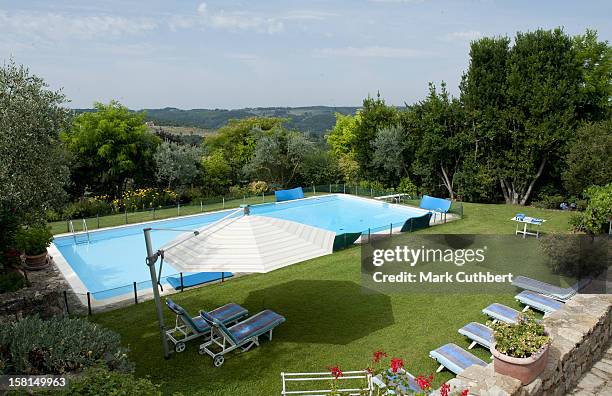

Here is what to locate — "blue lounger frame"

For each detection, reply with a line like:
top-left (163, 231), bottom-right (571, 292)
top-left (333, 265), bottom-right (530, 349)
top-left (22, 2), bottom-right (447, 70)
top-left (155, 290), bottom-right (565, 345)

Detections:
top-left (429, 343), bottom-right (487, 375)
top-left (199, 309), bottom-right (285, 367)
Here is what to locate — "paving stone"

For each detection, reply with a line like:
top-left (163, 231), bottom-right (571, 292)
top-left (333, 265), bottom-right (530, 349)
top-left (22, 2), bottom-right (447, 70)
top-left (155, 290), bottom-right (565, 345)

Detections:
top-left (576, 372), bottom-right (605, 392)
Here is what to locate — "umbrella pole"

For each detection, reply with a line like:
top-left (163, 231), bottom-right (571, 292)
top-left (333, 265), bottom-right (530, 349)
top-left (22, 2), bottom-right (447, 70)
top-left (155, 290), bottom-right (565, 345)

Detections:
top-left (144, 227), bottom-right (170, 359)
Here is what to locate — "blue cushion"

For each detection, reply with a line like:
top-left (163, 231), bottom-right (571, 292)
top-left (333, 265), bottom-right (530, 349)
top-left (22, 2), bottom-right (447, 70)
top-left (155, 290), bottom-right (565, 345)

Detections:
top-left (165, 298), bottom-right (185, 315)
top-left (275, 187), bottom-right (305, 202)
top-left (228, 310), bottom-right (285, 344)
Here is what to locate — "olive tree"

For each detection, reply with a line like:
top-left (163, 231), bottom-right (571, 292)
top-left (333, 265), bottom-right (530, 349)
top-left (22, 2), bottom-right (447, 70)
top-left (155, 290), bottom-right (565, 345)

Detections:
top-left (0, 60), bottom-right (70, 222)
top-left (154, 141), bottom-right (201, 189)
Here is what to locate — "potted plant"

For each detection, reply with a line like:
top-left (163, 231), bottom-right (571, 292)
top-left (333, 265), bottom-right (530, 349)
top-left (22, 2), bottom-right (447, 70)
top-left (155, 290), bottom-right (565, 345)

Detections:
top-left (15, 225), bottom-right (53, 270)
top-left (489, 311), bottom-right (550, 385)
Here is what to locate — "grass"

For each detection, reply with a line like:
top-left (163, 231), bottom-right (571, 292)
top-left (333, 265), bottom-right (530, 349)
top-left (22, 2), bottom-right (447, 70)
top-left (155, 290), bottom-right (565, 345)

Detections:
top-left (92, 201), bottom-right (574, 395)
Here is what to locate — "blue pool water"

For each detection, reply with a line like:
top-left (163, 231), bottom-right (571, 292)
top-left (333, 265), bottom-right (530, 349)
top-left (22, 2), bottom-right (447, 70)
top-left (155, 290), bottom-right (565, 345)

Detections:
top-left (53, 194), bottom-right (427, 299)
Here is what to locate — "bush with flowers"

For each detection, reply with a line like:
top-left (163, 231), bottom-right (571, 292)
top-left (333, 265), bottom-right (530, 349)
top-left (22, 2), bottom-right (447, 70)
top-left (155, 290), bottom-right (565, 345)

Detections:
top-left (326, 350), bottom-right (469, 396)
top-left (114, 188), bottom-right (178, 211)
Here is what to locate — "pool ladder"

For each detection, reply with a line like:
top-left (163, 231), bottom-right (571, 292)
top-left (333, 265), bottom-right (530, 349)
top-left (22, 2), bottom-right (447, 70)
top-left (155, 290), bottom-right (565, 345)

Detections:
top-left (69, 218), bottom-right (90, 244)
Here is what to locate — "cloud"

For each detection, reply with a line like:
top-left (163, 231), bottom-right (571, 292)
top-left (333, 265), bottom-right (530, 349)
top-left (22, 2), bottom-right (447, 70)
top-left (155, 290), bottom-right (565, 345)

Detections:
top-left (0, 10), bottom-right (157, 42)
top-left (443, 30), bottom-right (483, 42)
top-left (314, 46), bottom-right (423, 58)
top-left (196, 2), bottom-right (284, 34)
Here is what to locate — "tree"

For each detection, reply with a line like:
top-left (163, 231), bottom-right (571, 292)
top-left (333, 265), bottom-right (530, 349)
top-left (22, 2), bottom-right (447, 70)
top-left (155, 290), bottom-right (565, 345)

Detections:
top-left (62, 101), bottom-right (161, 197)
top-left (458, 37), bottom-right (510, 202)
top-left (154, 141), bottom-right (200, 189)
top-left (353, 94), bottom-right (398, 178)
top-left (201, 149), bottom-right (233, 195)
top-left (499, 28), bottom-right (581, 205)
top-left (244, 127), bottom-right (313, 187)
top-left (573, 29), bottom-right (612, 121)
top-left (326, 113), bottom-right (360, 157)
top-left (372, 125), bottom-right (408, 185)
top-left (0, 60), bottom-right (70, 222)
top-left (410, 83), bottom-right (467, 199)
top-left (204, 117), bottom-right (284, 183)
top-left (299, 149), bottom-right (341, 186)
top-left (563, 120), bottom-right (612, 196)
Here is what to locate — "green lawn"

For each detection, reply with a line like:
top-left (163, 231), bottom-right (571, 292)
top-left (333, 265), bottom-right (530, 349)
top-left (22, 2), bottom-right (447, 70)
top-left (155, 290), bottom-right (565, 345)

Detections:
top-left (92, 202), bottom-right (574, 395)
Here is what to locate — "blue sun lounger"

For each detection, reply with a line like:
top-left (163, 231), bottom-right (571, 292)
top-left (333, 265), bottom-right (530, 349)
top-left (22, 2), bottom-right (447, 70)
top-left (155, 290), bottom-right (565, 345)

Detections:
top-left (199, 309), bottom-right (285, 367)
top-left (482, 303), bottom-right (520, 324)
top-left (458, 322), bottom-right (493, 350)
top-left (165, 299), bottom-right (248, 353)
top-left (512, 275), bottom-right (591, 301)
top-left (430, 343), bottom-right (487, 375)
top-left (515, 290), bottom-right (563, 316)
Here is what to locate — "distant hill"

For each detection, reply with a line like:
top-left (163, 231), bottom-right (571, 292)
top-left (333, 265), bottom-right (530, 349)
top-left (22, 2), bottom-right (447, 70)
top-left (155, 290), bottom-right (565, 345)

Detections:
top-left (74, 106), bottom-right (360, 136)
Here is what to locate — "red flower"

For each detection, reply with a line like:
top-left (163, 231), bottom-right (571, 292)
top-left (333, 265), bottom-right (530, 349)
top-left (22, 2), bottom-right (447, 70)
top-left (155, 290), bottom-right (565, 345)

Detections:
top-left (328, 365), bottom-right (343, 380)
top-left (390, 358), bottom-right (404, 373)
top-left (416, 374), bottom-right (433, 391)
top-left (373, 350), bottom-right (388, 363)
top-left (440, 383), bottom-right (451, 396)
top-left (460, 390), bottom-right (469, 396)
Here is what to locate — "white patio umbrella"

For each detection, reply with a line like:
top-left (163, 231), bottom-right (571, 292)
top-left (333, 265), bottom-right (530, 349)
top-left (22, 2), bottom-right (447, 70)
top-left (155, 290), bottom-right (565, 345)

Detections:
top-left (143, 206), bottom-right (336, 358)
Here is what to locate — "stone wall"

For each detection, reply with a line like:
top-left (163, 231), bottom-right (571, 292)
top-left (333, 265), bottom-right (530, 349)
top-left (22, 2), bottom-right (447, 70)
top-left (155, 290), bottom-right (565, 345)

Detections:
top-left (0, 260), bottom-right (72, 322)
top-left (444, 294), bottom-right (612, 396)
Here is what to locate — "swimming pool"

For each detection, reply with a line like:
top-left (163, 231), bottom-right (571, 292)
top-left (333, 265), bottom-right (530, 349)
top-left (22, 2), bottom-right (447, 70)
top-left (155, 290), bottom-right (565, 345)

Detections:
top-left (52, 194), bottom-right (429, 301)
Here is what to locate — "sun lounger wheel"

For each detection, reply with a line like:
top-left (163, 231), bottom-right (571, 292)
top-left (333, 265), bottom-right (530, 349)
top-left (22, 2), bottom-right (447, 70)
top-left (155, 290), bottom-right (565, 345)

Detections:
top-left (213, 355), bottom-right (225, 367)
top-left (174, 342), bottom-right (186, 353)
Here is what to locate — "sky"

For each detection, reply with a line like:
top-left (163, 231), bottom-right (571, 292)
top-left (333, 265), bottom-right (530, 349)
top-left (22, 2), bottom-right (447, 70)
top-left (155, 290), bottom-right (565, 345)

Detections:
top-left (1, 0), bottom-right (611, 109)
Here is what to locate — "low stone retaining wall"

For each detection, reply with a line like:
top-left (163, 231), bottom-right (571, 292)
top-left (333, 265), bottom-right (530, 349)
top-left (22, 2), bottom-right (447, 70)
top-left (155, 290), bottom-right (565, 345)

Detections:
top-left (0, 259), bottom-right (75, 322)
top-left (444, 294), bottom-right (612, 396)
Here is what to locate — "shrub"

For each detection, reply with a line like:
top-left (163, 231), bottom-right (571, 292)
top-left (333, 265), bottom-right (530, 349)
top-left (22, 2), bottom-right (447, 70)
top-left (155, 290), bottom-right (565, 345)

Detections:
top-left (228, 185), bottom-right (248, 198)
top-left (39, 367), bottom-right (162, 396)
top-left (61, 197), bottom-right (113, 219)
top-left (358, 180), bottom-right (385, 193)
top-left (489, 311), bottom-right (549, 358)
top-left (248, 181), bottom-right (268, 195)
top-left (0, 316), bottom-right (132, 375)
top-left (397, 177), bottom-right (418, 198)
top-left (538, 234), bottom-right (609, 278)
top-left (115, 188), bottom-right (178, 211)
top-left (531, 194), bottom-right (565, 209)
top-left (15, 226), bottom-right (53, 255)
top-left (574, 184), bottom-right (612, 234)
top-left (0, 271), bottom-right (28, 294)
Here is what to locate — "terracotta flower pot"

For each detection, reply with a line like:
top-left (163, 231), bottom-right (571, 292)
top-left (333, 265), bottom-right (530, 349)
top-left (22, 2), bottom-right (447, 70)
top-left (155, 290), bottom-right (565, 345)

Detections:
top-left (490, 341), bottom-right (550, 385)
top-left (23, 251), bottom-right (49, 271)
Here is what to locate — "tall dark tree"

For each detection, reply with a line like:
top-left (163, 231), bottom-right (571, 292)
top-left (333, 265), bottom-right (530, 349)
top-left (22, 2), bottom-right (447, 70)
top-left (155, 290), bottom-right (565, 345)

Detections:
top-left (410, 83), bottom-right (467, 199)
top-left (353, 93), bottom-right (398, 178)
top-left (573, 29), bottom-right (612, 121)
top-left (500, 28), bottom-right (581, 205)
top-left (458, 37), bottom-right (510, 202)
